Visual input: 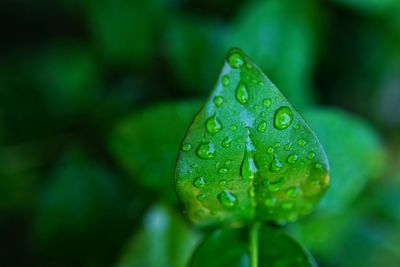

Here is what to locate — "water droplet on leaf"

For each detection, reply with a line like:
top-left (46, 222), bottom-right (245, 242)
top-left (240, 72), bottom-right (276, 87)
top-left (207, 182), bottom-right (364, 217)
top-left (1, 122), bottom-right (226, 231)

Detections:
top-left (182, 143), bottom-right (192, 151)
top-left (270, 155), bottom-right (283, 173)
top-left (206, 114), bottom-right (223, 134)
top-left (196, 142), bottom-right (216, 159)
top-left (218, 191), bottom-right (238, 207)
top-left (221, 75), bottom-right (230, 87)
top-left (240, 147), bottom-right (258, 180)
top-left (263, 98), bottom-right (271, 108)
top-left (222, 136), bottom-right (232, 148)
top-left (228, 52), bottom-right (244, 68)
top-left (257, 121), bottom-right (267, 133)
top-left (193, 176), bottom-right (206, 188)
top-left (287, 154), bottom-right (298, 164)
top-left (297, 139), bottom-right (306, 147)
top-left (213, 96), bottom-right (224, 107)
top-left (307, 151), bottom-right (316, 159)
top-left (274, 106), bottom-right (293, 130)
top-left (235, 82), bottom-right (249, 105)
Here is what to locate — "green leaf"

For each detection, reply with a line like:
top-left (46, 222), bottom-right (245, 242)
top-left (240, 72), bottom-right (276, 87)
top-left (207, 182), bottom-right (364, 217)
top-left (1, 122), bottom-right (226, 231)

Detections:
top-left (303, 107), bottom-right (385, 213)
top-left (227, 0), bottom-right (320, 106)
top-left (190, 225), bottom-right (317, 267)
top-left (34, 149), bottom-right (134, 261)
top-left (85, 0), bottom-right (170, 67)
top-left (117, 204), bottom-right (200, 267)
top-left (110, 100), bottom-right (202, 202)
top-left (332, 0), bottom-right (400, 15)
top-left (164, 15), bottom-right (227, 93)
top-left (175, 48), bottom-right (329, 226)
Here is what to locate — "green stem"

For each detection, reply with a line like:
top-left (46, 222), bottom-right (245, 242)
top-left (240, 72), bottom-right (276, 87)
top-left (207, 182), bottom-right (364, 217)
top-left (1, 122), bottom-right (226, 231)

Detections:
top-left (249, 222), bottom-right (260, 267)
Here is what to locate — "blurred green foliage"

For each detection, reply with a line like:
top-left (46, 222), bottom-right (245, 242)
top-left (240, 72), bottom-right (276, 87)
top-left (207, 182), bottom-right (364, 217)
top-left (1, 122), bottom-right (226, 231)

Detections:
top-left (0, 0), bottom-right (399, 266)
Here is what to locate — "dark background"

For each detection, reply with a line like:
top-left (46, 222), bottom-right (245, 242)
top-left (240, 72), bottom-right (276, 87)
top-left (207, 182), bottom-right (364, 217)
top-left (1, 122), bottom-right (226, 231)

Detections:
top-left (1, 0), bottom-right (400, 266)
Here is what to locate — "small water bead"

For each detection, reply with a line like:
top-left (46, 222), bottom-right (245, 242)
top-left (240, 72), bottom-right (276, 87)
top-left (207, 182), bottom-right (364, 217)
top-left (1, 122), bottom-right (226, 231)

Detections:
top-left (267, 147), bottom-right (274, 154)
top-left (230, 125), bottom-right (237, 130)
top-left (264, 197), bottom-right (277, 207)
top-left (257, 121), bottom-right (267, 133)
top-left (263, 177), bottom-right (285, 192)
top-left (196, 142), bottom-right (216, 159)
top-left (245, 63), bottom-right (253, 70)
top-left (206, 114), bottom-right (223, 134)
top-left (275, 142), bottom-right (281, 148)
top-left (294, 123), bottom-right (300, 130)
top-left (287, 154), bottom-right (298, 164)
top-left (263, 98), bottom-right (271, 108)
top-left (286, 187), bottom-right (300, 198)
top-left (235, 82), bottom-right (249, 104)
top-left (197, 194), bottom-right (206, 201)
top-left (257, 81), bottom-right (264, 86)
top-left (270, 155), bottom-right (283, 173)
top-left (182, 143), bottom-right (192, 152)
top-left (218, 191), bottom-right (238, 208)
top-left (315, 163), bottom-right (323, 169)
top-left (225, 160), bottom-right (231, 165)
top-left (240, 147), bottom-right (258, 180)
top-left (281, 201), bottom-right (294, 210)
top-left (307, 151), bottom-right (316, 159)
top-left (297, 138), bottom-right (306, 147)
top-left (219, 179), bottom-right (227, 186)
top-left (221, 75), bottom-right (230, 87)
top-left (260, 111), bottom-right (267, 118)
top-left (193, 176), bottom-right (206, 188)
top-left (228, 52), bottom-right (245, 68)
top-left (213, 96), bottom-right (224, 107)
top-left (218, 167), bottom-right (228, 174)
top-left (253, 104), bottom-right (259, 109)
top-left (284, 143), bottom-right (292, 151)
top-left (274, 106), bottom-right (294, 130)
top-left (222, 136), bottom-right (233, 148)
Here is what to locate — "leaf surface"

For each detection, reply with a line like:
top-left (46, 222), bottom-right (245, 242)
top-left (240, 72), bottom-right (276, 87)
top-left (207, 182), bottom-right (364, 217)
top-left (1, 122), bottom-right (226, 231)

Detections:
top-left (175, 48), bottom-right (329, 226)
top-left (117, 204), bottom-right (200, 267)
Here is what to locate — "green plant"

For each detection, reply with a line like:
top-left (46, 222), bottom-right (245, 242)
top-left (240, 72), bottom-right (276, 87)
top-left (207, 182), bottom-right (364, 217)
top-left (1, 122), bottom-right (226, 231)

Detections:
top-left (175, 48), bottom-right (330, 266)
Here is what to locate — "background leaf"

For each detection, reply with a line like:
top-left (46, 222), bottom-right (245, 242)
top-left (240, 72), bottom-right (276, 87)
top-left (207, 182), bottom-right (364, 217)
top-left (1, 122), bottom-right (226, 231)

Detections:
top-left (191, 225), bottom-right (317, 267)
top-left (227, 0), bottom-right (321, 106)
top-left (110, 100), bottom-right (202, 202)
top-left (117, 204), bottom-right (200, 267)
top-left (303, 107), bottom-right (385, 213)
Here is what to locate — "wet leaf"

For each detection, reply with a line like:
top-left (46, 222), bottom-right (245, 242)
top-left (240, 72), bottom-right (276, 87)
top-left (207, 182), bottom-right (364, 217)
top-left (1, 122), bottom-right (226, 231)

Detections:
top-left (191, 225), bottom-right (317, 267)
top-left (175, 48), bottom-right (329, 226)
top-left (117, 204), bottom-right (200, 267)
top-left (110, 100), bottom-right (202, 202)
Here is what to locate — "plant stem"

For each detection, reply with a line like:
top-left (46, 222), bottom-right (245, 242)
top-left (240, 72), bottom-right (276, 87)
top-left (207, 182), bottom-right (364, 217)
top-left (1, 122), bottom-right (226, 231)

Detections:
top-left (249, 222), bottom-right (260, 267)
